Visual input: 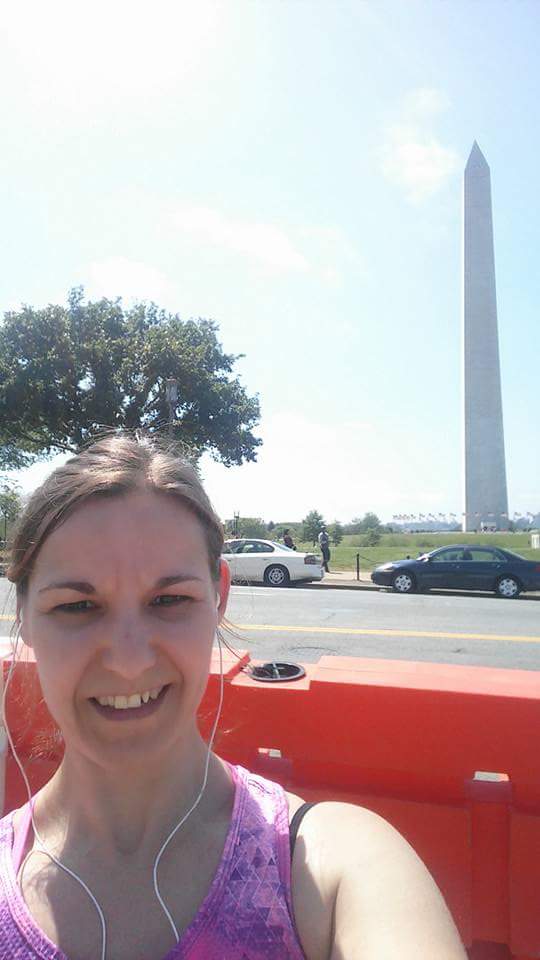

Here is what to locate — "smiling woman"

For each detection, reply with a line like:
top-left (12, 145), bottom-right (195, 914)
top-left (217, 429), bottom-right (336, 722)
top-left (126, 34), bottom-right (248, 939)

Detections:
top-left (0, 433), bottom-right (467, 960)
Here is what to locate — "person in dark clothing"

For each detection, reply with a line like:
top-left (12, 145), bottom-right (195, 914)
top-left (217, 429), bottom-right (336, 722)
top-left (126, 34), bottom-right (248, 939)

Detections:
top-left (318, 526), bottom-right (331, 572)
top-left (283, 528), bottom-right (296, 550)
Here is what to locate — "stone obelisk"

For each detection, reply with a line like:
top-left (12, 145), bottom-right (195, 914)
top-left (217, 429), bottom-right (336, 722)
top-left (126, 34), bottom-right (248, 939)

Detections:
top-left (463, 142), bottom-right (508, 531)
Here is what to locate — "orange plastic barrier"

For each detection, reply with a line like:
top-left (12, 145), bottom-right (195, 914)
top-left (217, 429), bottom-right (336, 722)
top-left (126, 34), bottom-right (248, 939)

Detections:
top-left (2, 643), bottom-right (540, 960)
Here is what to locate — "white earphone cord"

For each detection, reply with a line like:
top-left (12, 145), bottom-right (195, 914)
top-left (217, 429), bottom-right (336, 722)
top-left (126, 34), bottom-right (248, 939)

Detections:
top-left (2, 631), bottom-right (225, 960)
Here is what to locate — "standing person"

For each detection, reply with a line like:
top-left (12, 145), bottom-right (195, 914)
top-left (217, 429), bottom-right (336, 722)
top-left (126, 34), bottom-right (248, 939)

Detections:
top-left (318, 524), bottom-right (331, 572)
top-left (0, 433), bottom-right (466, 960)
top-left (282, 528), bottom-right (296, 550)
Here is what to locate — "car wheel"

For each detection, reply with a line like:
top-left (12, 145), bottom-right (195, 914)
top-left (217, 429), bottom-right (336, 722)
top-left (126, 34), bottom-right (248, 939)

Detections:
top-left (264, 564), bottom-right (290, 587)
top-left (495, 576), bottom-right (521, 599)
top-left (392, 572), bottom-right (415, 594)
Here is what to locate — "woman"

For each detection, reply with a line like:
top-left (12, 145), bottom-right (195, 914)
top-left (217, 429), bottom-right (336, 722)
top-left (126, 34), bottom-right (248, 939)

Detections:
top-left (0, 434), bottom-right (466, 959)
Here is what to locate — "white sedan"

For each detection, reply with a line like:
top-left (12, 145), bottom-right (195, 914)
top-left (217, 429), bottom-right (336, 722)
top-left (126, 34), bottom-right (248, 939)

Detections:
top-left (222, 538), bottom-right (324, 587)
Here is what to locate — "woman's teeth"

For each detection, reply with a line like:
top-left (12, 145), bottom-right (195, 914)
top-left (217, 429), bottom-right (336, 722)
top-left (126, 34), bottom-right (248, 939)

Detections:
top-left (96, 687), bottom-right (164, 709)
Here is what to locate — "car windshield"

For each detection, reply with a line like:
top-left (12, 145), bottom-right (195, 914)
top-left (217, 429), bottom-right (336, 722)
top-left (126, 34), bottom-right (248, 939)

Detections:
top-left (273, 541), bottom-right (294, 551)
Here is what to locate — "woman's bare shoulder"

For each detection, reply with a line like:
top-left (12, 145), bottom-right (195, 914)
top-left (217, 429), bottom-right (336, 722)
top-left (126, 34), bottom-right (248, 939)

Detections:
top-left (289, 801), bottom-right (467, 960)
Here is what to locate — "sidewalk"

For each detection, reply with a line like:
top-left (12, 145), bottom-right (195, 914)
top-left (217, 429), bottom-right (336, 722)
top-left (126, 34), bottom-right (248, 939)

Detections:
top-left (308, 570), bottom-right (379, 591)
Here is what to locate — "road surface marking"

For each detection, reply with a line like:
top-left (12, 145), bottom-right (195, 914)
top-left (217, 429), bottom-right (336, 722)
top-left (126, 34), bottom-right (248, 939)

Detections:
top-left (236, 623), bottom-right (540, 644)
top-left (2, 613), bottom-right (539, 644)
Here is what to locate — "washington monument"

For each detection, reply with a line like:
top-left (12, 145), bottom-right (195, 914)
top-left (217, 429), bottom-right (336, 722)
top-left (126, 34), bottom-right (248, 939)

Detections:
top-left (462, 141), bottom-right (508, 532)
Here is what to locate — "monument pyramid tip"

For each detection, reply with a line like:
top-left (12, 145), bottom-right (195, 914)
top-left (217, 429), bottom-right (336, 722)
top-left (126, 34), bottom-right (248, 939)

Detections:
top-left (465, 140), bottom-right (489, 172)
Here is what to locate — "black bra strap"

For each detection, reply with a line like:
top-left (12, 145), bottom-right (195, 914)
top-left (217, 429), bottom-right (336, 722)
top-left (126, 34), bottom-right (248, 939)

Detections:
top-left (289, 802), bottom-right (318, 858)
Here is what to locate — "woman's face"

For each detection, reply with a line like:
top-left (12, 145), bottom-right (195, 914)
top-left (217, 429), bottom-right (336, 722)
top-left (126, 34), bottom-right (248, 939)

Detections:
top-left (19, 491), bottom-right (230, 769)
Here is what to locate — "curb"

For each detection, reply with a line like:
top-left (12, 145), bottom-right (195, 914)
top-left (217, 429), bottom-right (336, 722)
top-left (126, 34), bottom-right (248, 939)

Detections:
top-left (303, 581), bottom-right (540, 599)
top-left (302, 579), bottom-right (378, 591)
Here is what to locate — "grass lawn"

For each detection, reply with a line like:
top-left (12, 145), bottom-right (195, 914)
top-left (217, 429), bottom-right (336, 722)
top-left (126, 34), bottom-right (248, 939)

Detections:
top-left (295, 532), bottom-right (539, 572)
top-left (2, 533), bottom-right (538, 576)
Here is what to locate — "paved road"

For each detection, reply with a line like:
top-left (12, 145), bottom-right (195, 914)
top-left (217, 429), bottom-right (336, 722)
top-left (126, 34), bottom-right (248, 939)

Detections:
top-left (2, 578), bottom-right (540, 671)
top-left (224, 584), bottom-right (540, 671)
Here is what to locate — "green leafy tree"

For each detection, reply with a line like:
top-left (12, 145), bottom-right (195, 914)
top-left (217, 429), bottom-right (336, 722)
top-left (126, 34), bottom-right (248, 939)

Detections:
top-left (235, 517), bottom-right (267, 538)
top-left (302, 510), bottom-right (325, 545)
top-left (0, 289), bottom-right (261, 468)
top-left (0, 481), bottom-right (22, 543)
top-left (330, 521), bottom-right (343, 546)
top-left (275, 522), bottom-right (302, 538)
top-left (364, 527), bottom-right (381, 546)
top-left (343, 517), bottom-right (364, 535)
top-left (353, 512), bottom-right (382, 533)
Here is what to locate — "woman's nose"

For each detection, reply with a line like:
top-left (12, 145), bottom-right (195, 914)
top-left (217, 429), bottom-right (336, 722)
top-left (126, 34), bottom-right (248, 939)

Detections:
top-left (99, 617), bottom-right (158, 678)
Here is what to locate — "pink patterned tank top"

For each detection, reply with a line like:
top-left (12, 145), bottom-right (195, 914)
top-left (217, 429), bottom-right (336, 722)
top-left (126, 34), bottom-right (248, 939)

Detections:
top-left (0, 764), bottom-right (307, 959)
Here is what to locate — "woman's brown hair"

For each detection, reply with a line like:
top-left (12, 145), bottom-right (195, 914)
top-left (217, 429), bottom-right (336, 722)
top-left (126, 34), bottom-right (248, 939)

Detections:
top-left (7, 432), bottom-right (224, 597)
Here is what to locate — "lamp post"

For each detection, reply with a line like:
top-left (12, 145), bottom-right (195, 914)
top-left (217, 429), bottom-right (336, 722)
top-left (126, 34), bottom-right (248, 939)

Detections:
top-left (165, 377), bottom-right (178, 439)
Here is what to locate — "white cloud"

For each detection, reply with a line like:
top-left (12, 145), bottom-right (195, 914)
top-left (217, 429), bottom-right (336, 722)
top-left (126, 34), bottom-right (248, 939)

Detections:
top-left (83, 257), bottom-right (175, 307)
top-left (172, 205), bottom-right (311, 275)
top-left (171, 204), bottom-right (367, 285)
top-left (60, 220), bottom-right (364, 320)
top-left (381, 89), bottom-right (459, 202)
top-left (382, 125), bottom-right (459, 201)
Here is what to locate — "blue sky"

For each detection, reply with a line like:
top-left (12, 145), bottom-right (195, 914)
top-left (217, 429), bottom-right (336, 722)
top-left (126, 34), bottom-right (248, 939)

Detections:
top-left (1, 0), bottom-right (539, 523)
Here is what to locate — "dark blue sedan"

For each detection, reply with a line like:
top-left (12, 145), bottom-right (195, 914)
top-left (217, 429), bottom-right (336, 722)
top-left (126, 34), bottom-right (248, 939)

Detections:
top-left (371, 545), bottom-right (540, 598)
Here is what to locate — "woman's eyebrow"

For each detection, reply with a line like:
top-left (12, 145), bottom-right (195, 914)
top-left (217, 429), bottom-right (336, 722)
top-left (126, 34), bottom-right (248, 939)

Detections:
top-left (39, 580), bottom-right (95, 595)
top-left (154, 574), bottom-right (204, 588)
top-left (38, 574), bottom-right (203, 595)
